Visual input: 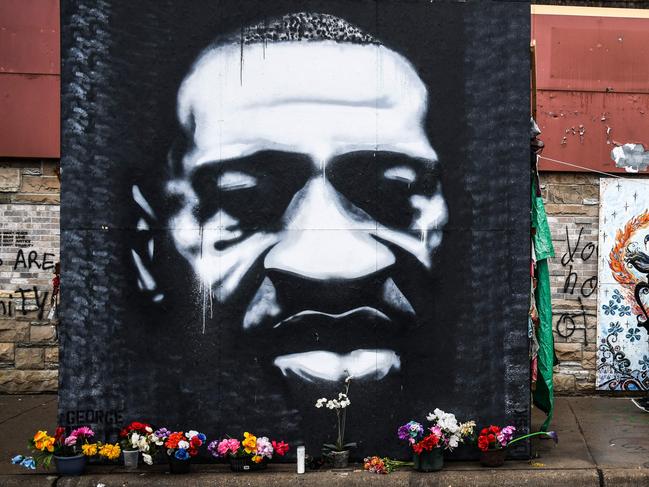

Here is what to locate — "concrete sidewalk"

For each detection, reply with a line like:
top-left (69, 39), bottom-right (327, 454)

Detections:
top-left (0, 395), bottom-right (648, 486)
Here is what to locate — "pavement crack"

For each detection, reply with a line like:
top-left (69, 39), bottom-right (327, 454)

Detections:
top-left (0, 396), bottom-right (57, 425)
top-left (567, 400), bottom-right (598, 467)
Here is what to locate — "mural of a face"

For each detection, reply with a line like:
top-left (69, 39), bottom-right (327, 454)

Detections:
top-left (135, 15), bottom-right (448, 384)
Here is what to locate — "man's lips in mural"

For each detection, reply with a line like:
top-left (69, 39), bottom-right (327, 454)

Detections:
top-left (243, 305), bottom-right (408, 381)
top-left (272, 306), bottom-right (402, 351)
top-left (273, 349), bottom-right (400, 382)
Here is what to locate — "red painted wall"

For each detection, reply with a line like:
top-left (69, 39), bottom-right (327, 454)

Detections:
top-left (2, 3), bottom-right (647, 169)
top-left (533, 7), bottom-right (649, 173)
top-left (0, 0), bottom-right (60, 158)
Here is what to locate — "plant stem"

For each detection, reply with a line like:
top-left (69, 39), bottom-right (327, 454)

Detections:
top-left (507, 431), bottom-right (554, 447)
top-left (336, 410), bottom-right (342, 450)
top-left (340, 408), bottom-right (346, 450)
top-left (339, 378), bottom-right (350, 450)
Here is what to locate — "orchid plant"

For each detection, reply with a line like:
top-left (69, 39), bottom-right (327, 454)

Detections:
top-left (314, 375), bottom-right (356, 452)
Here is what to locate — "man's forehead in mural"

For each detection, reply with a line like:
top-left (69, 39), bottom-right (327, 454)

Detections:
top-left (132, 13), bottom-right (448, 382)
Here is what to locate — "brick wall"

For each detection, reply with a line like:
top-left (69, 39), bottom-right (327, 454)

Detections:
top-left (543, 171), bottom-right (649, 394)
top-left (0, 159), bottom-right (59, 393)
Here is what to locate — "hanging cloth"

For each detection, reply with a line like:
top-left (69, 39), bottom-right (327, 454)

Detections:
top-left (531, 179), bottom-right (555, 431)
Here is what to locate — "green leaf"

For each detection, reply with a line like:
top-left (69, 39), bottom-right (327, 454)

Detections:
top-left (343, 442), bottom-right (357, 449)
top-left (322, 443), bottom-right (337, 450)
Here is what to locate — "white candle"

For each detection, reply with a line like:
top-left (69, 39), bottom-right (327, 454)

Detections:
top-left (297, 445), bottom-right (305, 474)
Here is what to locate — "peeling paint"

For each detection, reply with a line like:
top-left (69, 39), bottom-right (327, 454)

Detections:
top-left (611, 143), bottom-right (649, 173)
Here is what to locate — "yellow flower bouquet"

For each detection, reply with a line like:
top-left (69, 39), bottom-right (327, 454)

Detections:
top-left (12, 426), bottom-right (121, 475)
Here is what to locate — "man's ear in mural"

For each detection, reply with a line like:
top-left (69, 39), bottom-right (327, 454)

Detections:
top-left (131, 184), bottom-right (164, 303)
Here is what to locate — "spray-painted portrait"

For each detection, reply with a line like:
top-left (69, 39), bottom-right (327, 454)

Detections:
top-left (60, 1), bottom-right (531, 460)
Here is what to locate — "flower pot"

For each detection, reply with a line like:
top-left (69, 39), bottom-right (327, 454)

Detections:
top-left (123, 449), bottom-right (139, 469)
top-left (229, 456), bottom-right (268, 472)
top-left (413, 448), bottom-right (444, 472)
top-left (168, 455), bottom-right (191, 474)
top-left (54, 454), bottom-right (87, 476)
top-left (480, 448), bottom-right (507, 467)
top-left (330, 450), bottom-right (350, 469)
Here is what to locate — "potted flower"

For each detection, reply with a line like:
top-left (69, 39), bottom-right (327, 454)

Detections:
top-left (398, 409), bottom-right (475, 472)
top-left (12, 426), bottom-right (121, 475)
top-left (314, 375), bottom-right (355, 468)
top-left (161, 430), bottom-right (206, 474)
top-left (208, 433), bottom-right (289, 471)
top-left (118, 421), bottom-right (159, 468)
top-left (477, 425), bottom-right (558, 467)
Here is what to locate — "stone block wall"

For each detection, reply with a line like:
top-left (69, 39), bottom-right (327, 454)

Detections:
top-left (542, 171), bottom-right (649, 394)
top-left (0, 159), bottom-right (60, 393)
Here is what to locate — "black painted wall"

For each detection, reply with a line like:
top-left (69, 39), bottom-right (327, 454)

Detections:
top-left (60, 0), bottom-right (531, 460)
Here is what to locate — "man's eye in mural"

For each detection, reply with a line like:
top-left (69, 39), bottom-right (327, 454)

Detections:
top-left (190, 151), bottom-right (312, 232)
top-left (326, 151), bottom-right (441, 230)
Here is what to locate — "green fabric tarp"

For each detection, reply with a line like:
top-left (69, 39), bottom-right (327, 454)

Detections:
top-left (532, 183), bottom-right (555, 431)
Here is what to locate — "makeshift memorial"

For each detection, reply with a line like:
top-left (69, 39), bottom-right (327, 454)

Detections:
top-left (398, 409), bottom-right (475, 472)
top-left (477, 425), bottom-right (558, 467)
top-left (208, 432), bottom-right (289, 472)
top-left (314, 375), bottom-right (355, 468)
top-left (12, 427), bottom-right (121, 475)
top-left (363, 456), bottom-right (413, 474)
top-left (161, 430), bottom-right (206, 474)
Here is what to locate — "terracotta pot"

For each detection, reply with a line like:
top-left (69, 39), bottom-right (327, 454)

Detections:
top-left (480, 448), bottom-right (507, 467)
top-left (413, 448), bottom-right (443, 472)
top-left (229, 456), bottom-right (268, 472)
top-left (330, 450), bottom-right (350, 469)
top-left (54, 454), bottom-right (87, 476)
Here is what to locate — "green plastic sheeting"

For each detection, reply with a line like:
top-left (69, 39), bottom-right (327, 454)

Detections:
top-left (532, 183), bottom-right (555, 431)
